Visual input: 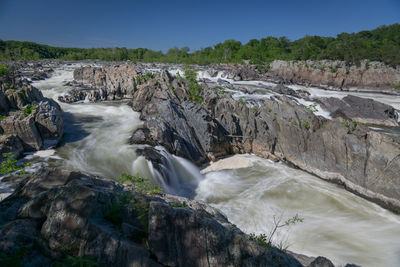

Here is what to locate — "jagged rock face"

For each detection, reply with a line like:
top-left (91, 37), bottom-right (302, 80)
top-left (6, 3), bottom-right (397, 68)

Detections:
top-left (317, 95), bottom-right (400, 126)
top-left (0, 168), bottom-right (310, 266)
top-left (72, 64), bottom-right (138, 101)
top-left (268, 60), bottom-right (400, 92)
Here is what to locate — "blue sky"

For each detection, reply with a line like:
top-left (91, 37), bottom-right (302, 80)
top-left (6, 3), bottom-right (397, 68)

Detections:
top-left (0, 0), bottom-right (399, 51)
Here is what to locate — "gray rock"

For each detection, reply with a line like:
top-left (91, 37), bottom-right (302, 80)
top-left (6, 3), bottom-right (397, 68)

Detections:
top-left (318, 95), bottom-right (399, 127)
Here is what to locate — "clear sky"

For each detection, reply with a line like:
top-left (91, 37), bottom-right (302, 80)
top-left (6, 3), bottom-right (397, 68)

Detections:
top-left (0, 0), bottom-right (399, 51)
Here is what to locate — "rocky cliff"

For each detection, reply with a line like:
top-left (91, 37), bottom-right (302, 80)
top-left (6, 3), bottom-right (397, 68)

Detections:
top-left (0, 168), bottom-right (338, 266)
top-left (66, 64), bottom-right (400, 215)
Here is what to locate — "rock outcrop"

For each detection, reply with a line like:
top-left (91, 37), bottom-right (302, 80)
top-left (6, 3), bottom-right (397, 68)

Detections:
top-left (0, 66), bottom-right (63, 158)
top-left (0, 168), bottom-right (335, 266)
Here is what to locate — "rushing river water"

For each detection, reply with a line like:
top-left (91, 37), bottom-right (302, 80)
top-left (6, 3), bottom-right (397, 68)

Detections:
top-left (29, 64), bottom-right (400, 267)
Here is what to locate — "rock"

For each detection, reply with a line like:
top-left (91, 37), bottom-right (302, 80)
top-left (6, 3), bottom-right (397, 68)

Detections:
top-left (0, 115), bottom-right (43, 151)
top-left (33, 99), bottom-right (64, 146)
top-left (58, 89), bottom-right (87, 103)
top-left (31, 71), bottom-right (49, 81)
top-left (0, 68), bottom-right (64, 156)
top-left (308, 256), bottom-right (335, 267)
top-left (0, 168), bottom-right (312, 266)
top-left (318, 95), bottom-right (399, 126)
top-left (0, 135), bottom-right (24, 157)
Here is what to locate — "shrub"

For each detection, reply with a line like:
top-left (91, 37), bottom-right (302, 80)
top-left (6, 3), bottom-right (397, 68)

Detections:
top-left (249, 213), bottom-right (304, 251)
top-left (0, 64), bottom-right (9, 78)
top-left (23, 104), bottom-right (38, 116)
top-left (0, 152), bottom-right (31, 175)
top-left (119, 173), bottom-right (163, 195)
top-left (184, 66), bottom-right (203, 104)
top-left (301, 120), bottom-right (310, 129)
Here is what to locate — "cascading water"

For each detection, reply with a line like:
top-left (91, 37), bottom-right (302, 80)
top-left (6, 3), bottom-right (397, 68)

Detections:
top-left (31, 64), bottom-right (201, 192)
top-left (28, 64), bottom-right (400, 267)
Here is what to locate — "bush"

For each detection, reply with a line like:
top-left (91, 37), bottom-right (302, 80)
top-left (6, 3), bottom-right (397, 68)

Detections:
top-left (184, 66), bottom-right (203, 104)
top-left (0, 152), bottom-right (31, 175)
top-left (301, 120), bottom-right (310, 129)
top-left (118, 173), bottom-right (163, 195)
top-left (23, 104), bottom-right (38, 116)
top-left (0, 64), bottom-right (9, 77)
top-left (249, 213), bottom-right (304, 251)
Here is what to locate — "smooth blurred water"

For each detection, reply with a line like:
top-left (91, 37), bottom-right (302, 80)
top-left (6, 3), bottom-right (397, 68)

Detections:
top-left (196, 154), bottom-right (400, 267)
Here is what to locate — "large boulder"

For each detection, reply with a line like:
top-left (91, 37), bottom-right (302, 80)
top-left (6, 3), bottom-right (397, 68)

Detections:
top-left (0, 115), bottom-right (43, 151)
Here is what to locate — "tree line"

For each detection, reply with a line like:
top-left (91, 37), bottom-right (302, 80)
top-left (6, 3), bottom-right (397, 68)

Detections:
top-left (1, 24), bottom-right (399, 67)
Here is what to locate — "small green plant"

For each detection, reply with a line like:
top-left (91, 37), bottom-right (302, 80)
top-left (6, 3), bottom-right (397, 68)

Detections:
top-left (307, 103), bottom-right (318, 113)
top-left (0, 115), bottom-right (6, 121)
top-left (393, 83), bottom-right (400, 89)
top-left (136, 75), bottom-right (143, 85)
top-left (238, 97), bottom-right (245, 105)
top-left (301, 120), bottom-right (310, 130)
top-left (0, 152), bottom-right (31, 175)
top-left (55, 255), bottom-right (98, 267)
top-left (119, 173), bottom-right (163, 195)
top-left (255, 63), bottom-right (270, 73)
top-left (23, 104), bottom-right (38, 116)
top-left (252, 106), bottom-right (259, 113)
top-left (342, 119), bottom-right (357, 134)
top-left (250, 213), bottom-right (304, 251)
top-left (144, 72), bottom-right (155, 80)
top-left (0, 63), bottom-right (9, 78)
top-left (169, 202), bottom-right (187, 208)
top-left (249, 233), bottom-right (269, 247)
top-left (276, 122), bottom-right (281, 132)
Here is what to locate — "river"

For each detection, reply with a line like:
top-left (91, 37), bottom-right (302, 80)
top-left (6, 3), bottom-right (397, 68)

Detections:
top-left (30, 64), bottom-right (400, 267)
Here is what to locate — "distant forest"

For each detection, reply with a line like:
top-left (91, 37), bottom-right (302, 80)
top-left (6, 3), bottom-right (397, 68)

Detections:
top-left (1, 24), bottom-right (399, 67)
